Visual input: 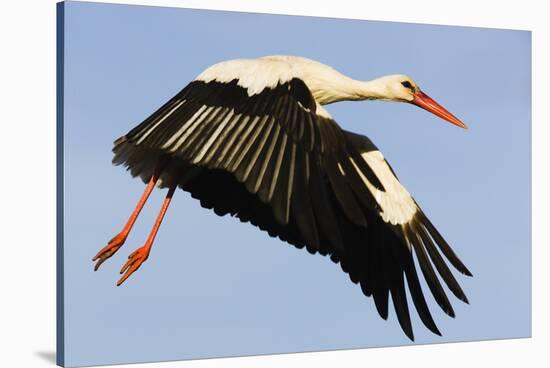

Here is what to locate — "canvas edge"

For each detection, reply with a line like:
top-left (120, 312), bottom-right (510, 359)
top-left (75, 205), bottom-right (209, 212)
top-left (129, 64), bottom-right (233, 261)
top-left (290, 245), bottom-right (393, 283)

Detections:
top-left (56, 1), bottom-right (66, 367)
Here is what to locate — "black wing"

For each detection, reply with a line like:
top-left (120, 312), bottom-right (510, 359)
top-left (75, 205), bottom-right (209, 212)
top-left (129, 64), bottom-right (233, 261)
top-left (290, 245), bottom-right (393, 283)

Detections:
top-left (112, 77), bottom-right (472, 340)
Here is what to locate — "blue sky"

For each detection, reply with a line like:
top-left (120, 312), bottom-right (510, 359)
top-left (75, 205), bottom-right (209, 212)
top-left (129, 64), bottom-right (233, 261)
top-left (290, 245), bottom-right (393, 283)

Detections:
top-left (61, 1), bottom-right (531, 366)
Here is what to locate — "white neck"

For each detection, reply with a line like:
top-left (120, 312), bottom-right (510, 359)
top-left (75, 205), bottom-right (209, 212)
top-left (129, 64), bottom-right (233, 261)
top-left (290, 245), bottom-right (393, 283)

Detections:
top-left (344, 78), bottom-right (393, 101)
top-left (307, 74), bottom-right (393, 105)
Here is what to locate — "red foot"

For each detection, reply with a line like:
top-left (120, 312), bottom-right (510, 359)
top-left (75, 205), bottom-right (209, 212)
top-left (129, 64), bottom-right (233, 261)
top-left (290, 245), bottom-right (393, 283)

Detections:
top-left (92, 233), bottom-right (127, 271)
top-left (116, 246), bottom-right (151, 286)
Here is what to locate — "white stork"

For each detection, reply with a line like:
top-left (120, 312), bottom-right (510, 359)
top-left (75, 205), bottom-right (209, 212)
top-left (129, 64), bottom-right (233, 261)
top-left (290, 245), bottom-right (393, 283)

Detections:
top-left (93, 55), bottom-right (472, 340)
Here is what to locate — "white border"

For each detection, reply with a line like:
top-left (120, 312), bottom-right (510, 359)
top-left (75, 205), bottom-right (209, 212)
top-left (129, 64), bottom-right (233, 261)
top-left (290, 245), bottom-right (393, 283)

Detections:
top-left (0, 0), bottom-right (546, 367)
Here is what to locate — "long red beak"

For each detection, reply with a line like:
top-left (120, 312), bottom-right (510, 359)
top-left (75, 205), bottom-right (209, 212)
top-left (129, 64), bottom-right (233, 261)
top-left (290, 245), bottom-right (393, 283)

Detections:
top-left (412, 90), bottom-right (467, 129)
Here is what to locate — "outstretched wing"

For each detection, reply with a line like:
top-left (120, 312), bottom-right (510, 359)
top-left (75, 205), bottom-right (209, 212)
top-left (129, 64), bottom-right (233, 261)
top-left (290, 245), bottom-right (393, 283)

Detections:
top-left (112, 74), bottom-right (472, 340)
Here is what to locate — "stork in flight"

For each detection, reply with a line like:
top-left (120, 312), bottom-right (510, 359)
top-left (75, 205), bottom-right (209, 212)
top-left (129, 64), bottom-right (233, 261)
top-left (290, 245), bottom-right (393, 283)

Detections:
top-left (93, 55), bottom-right (472, 340)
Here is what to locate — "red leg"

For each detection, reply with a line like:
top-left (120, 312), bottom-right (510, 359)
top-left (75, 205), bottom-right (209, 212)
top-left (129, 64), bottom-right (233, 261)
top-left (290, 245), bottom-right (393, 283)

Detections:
top-left (117, 184), bottom-right (177, 286)
top-left (93, 173), bottom-right (159, 271)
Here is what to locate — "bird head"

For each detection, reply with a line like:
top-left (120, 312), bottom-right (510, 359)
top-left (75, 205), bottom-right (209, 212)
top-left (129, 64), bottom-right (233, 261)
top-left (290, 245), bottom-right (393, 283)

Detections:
top-left (372, 74), bottom-right (467, 129)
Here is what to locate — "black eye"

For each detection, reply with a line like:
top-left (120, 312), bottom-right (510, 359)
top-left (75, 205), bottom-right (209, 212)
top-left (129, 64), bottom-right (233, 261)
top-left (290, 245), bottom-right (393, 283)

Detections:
top-left (401, 81), bottom-right (413, 89)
